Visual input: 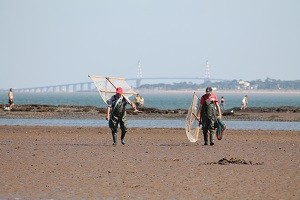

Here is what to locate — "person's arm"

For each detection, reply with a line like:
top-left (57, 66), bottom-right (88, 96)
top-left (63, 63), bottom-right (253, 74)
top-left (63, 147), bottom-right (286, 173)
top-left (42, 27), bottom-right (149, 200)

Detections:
top-left (216, 102), bottom-right (222, 119)
top-left (123, 96), bottom-right (137, 111)
top-left (196, 96), bottom-right (204, 123)
top-left (106, 106), bottom-right (111, 121)
top-left (197, 104), bottom-right (202, 122)
top-left (131, 102), bottom-right (137, 110)
top-left (129, 100), bottom-right (137, 111)
top-left (106, 97), bottom-right (113, 121)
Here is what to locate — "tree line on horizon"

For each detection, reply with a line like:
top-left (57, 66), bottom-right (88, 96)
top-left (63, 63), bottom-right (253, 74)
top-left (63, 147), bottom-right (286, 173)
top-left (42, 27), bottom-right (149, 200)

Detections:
top-left (138, 78), bottom-right (300, 90)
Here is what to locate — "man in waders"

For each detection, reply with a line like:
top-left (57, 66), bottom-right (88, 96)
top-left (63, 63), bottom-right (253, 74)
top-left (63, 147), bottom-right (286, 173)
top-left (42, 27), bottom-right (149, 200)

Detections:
top-left (196, 87), bottom-right (222, 145)
top-left (106, 87), bottom-right (137, 145)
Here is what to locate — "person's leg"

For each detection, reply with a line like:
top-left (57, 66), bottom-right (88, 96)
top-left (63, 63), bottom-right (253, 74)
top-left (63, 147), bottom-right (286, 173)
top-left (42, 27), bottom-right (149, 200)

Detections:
top-left (202, 125), bottom-right (208, 145)
top-left (109, 119), bottom-right (118, 145)
top-left (209, 130), bottom-right (215, 145)
top-left (120, 116), bottom-right (128, 145)
top-left (112, 132), bottom-right (117, 145)
top-left (8, 100), bottom-right (12, 109)
top-left (209, 120), bottom-right (216, 145)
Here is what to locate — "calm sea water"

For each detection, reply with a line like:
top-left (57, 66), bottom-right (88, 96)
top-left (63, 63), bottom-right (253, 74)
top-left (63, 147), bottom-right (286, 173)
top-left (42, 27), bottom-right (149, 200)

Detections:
top-left (0, 91), bottom-right (299, 110)
top-left (1, 91), bottom-right (299, 130)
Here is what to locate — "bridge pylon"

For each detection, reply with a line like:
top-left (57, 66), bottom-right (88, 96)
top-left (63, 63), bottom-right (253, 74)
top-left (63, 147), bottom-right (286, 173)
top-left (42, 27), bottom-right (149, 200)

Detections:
top-left (136, 60), bottom-right (142, 88)
top-left (204, 60), bottom-right (211, 83)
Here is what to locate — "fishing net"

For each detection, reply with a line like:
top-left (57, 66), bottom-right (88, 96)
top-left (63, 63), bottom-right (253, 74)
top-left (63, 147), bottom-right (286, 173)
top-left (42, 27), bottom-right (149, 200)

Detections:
top-left (216, 118), bottom-right (226, 140)
top-left (89, 76), bottom-right (137, 104)
top-left (185, 92), bottom-right (200, 142)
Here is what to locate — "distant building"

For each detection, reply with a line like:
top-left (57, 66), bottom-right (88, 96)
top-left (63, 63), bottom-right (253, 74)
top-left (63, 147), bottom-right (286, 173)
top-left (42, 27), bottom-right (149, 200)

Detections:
top-left (238, 80), bottom-right (250, 89)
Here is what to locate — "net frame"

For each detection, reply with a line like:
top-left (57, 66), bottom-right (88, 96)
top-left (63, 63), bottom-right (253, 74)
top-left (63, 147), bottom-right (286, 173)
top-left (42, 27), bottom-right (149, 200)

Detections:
top-left (89, 75), bottom-right (137, 104)
top-left (185, 92), bottom-right (201, 142)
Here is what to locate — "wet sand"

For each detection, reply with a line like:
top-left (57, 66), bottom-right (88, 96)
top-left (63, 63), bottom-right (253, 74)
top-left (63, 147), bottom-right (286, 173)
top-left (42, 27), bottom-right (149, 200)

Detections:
top-left (0, 125), bottom-right (299, 199)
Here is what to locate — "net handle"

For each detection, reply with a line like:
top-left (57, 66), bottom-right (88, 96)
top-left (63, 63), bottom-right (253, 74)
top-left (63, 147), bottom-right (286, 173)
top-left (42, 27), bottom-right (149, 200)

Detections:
top-left (88, 75), bottom-right (126, 81)
top-left (187, 92), bottom-right (196, 132)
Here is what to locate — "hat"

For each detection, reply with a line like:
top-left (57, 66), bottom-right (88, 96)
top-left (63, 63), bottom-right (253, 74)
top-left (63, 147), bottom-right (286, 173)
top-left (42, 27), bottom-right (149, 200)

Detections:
top-left (205, 87), bottom-right (212, 93)
top-left (116, 87), bottom-right (123, 94)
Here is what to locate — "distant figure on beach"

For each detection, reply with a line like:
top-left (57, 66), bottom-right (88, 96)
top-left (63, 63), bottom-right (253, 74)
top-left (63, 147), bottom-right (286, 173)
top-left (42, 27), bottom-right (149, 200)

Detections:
top-left (134, 93), bottom-right (144, 108)
top-left (196, 87), bottom-right (222, 146)
top-left (8, 88), bottom-right (14, 110)
top-left (106, 87), bottom-right (137, 145)
top-left (241, 95), bottom-right (248, 110)
top-left (220, 96), bottom-right (225, 113)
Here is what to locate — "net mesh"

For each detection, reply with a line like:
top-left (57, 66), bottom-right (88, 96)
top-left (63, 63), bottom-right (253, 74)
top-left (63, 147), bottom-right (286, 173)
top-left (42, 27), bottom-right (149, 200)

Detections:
top-left (185, 92), bottom-right (200, 142)
top-left (89, 76), bottom-right (137, 104)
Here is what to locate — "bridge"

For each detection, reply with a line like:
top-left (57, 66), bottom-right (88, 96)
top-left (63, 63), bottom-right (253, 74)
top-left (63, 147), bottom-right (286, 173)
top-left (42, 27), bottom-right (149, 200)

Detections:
top-left (1, 61), bottom-right (227, 93)
top-left (3, 77), bottom-right (226, 93)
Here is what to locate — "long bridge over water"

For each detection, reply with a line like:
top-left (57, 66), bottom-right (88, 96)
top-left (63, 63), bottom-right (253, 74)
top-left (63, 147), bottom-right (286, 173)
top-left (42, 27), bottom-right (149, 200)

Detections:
top-left (1, 61), bottom-right (227, 93)
top-left (4, 77), bottom-right (226, 93)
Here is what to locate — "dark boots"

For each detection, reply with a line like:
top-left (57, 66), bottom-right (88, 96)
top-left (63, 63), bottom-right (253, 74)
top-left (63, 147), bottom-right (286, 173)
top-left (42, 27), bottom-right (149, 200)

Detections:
top-left (203, 132), bottom-right (208, 145)
top-left (112, 132), bottom-right (117, 145)
top-left (112, 132), bottom-right (126, 145)
top-left (121, 132), bottom-right (126, 145)
top-left (203, 131), bottom-right (214, 146)
top-left (209, 131), bottom-right (214, 145)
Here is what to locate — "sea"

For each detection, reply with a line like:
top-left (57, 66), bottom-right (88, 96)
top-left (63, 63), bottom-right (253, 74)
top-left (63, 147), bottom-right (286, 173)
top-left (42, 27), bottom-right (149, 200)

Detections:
top-left (1, 91), bottom-right (300, 109)
top-left (0, 91), bottom-right (300, 130)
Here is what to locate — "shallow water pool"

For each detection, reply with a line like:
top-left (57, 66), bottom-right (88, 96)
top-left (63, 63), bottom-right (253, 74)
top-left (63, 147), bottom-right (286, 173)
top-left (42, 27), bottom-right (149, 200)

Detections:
top-left (0, 118), bottom-right (299, 131)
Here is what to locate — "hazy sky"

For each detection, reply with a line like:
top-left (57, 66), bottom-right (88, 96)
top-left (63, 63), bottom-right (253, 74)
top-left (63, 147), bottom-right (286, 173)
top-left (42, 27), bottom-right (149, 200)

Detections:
top-left (0, 0), bottom-right (299, 89)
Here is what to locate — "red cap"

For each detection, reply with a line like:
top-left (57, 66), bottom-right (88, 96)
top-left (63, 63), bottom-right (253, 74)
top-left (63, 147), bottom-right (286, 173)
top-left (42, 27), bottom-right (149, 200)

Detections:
top-left (116, 87), bottom-right (123, 94)
top-left (205, 87), bottom-right (212, 94)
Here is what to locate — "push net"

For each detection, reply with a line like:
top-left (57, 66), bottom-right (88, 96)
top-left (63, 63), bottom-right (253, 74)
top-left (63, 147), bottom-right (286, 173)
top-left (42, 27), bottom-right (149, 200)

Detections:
top-left (89, 76), bottom-right (137, 104)
top-left (185, 92), bottom-right (200, 142)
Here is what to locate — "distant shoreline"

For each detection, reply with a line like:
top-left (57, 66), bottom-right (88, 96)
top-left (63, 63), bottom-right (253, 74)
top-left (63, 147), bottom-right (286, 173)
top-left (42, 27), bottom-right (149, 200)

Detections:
top-left (1, 104), bottom-right (299, 122)
top-left (0, 89), bottom-right (299, 94)
top-left (139, 89), bottom-right (300, 94)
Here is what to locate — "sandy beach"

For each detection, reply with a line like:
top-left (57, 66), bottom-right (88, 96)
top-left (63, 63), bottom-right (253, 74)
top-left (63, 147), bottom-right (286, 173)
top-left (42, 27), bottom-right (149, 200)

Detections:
top-left (0, 125), bottom-right (299, 199)
top-left (0, 105), bottom-right (300, 199)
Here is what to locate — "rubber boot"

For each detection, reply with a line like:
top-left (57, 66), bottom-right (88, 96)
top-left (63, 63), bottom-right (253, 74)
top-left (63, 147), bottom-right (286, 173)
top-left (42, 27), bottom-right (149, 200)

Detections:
top-left (112, 132), bottom-right (117, 145)
top-left (121, 132), bottom-right (126, 145)
top-left (203, 132), bottom-right (208, 145)
top-left (209, 131), bottom-right (214, 146)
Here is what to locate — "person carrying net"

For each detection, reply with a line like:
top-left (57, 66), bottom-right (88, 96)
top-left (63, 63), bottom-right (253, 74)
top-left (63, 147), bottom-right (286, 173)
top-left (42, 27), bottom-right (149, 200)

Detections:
top-left (106, 87), bottom-right (137, 145)
top-left (196, 87), bottom-right (222, 145)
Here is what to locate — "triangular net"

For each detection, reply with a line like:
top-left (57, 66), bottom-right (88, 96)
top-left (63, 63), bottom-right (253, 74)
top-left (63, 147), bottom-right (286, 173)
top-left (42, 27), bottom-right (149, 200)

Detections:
top-left (89, 76), bottom-right (137, 104)
top-left (185, 92), bottom-right (200, 142)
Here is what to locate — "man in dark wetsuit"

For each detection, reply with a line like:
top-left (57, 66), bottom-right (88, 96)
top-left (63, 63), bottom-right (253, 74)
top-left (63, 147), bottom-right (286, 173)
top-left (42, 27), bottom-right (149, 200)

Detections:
top-left (106, 87), bottom-right (137, 145)
top-left (196, 87), bottom-right (222, 146)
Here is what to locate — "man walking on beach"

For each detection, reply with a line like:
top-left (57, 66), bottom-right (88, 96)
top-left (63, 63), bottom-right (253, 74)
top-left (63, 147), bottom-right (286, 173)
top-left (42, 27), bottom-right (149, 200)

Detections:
top-left (196, 87), bottom-right (222, 145)
top-left (134, 93), bottom-right (144, 108)
top-left (8, 88), bottom-right (14, 110)
top-left (106, 87), bottom-right (137, 145)
top-left (241, 95), bottom-right (248, 110)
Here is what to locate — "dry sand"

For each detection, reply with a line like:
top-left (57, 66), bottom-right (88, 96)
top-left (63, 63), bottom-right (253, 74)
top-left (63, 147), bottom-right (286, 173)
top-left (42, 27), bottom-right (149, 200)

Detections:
top-left (0, 125), bottom-right (299, 199)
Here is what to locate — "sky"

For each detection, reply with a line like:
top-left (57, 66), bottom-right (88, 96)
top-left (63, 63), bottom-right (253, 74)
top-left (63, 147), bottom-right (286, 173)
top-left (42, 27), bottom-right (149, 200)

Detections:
top-left (0, 0), bottom-right (299, 89)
